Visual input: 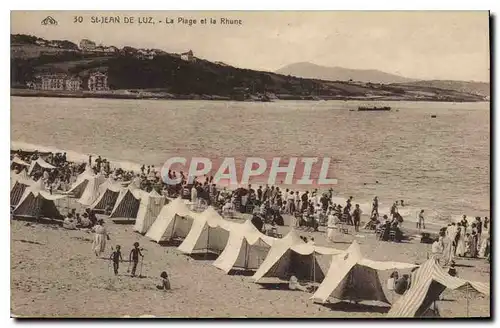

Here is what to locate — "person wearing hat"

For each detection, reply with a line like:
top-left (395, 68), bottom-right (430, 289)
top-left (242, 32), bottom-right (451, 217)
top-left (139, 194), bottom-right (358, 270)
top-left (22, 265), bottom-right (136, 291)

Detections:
top-left (156, 271), bottom-right (171, 290)
top-left (129, 242), bottom-right (144, 277)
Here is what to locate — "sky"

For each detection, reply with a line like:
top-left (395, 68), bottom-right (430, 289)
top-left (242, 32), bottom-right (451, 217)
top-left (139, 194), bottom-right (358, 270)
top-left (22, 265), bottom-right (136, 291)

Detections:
top-left (11, 11), bottom-right (490, 82)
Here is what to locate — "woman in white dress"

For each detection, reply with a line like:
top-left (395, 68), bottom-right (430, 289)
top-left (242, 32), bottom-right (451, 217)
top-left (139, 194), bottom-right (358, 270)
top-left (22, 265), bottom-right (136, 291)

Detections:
top-left (92, 220), bottom-right (109, 257)
top-left (455, 223), bottom-right (466, 257)
top-left (326, 211), bottom-right (338, 242)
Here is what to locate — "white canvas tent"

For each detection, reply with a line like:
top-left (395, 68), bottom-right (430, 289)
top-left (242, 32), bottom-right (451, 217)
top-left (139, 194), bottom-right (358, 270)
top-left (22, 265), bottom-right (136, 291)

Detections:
top-left (109, 187), bottom-right (145, 222)
top-left (213, 219), bottom-right (276, 273)
top-left (66, 165), bottom-right (96, 198)
top-left (77, 173), bottom-right (106, 206)
top-left (89, 178), bottom-right (123, 212)
top-left (12, 179), bottom-right (67, 220)
top-left (10, 169), bottom-right (31, 189)
top-left (388, 257), bottom-right (490, 317)
top-left (145, 198), bottom-right (198, 243)
top-left (252, 229), bottom-right (343, 283)
top-left (11, 155), bottom-right (30, 168)
top-left (28, 158), bottom-right (55, 175)
top-left (311, 241), bottom-right (418, 305)
top-left (177, 206), bottom-right (234, 255)
top-left (133, 190), bottom-right (166, 234)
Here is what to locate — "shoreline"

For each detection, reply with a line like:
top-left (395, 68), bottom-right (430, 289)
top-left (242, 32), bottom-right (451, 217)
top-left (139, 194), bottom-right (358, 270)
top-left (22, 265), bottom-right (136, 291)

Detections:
top-left (11, 139), bottom-right (482, 228)
top-left (10, 88), bottom-right (484, 103)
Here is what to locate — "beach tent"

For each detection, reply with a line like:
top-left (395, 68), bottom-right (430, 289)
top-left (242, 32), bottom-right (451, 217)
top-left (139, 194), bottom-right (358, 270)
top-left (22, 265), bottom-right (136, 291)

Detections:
top-left (77, 173), bottom-right (106, 206)
top-left (66, 165), bottom-right (96, 198)
top-left (133, 190), bottom-right (166, 234)
top-left (387, 257), bottom-right (490, 317)
top-left (252, 229), bottom-right (343, 283)
top-left (310, 241), bottom-right (417, 305)
top-left (12, 179), bottom-right (67, 220)
top-left (145, 198), bottom-right (198, 243)
top-left (213, 219), bottom-right (276, 273)
top-left (109, 187), bottom-right (145, 222)
top-left (10, 169), bottom-right (31, 189)
top-left (89, 178), bottom-right (123, 212)
top-left (27, 158), bottom-right (55, 175)
top-left (10, 173), bottom-right (34, 207)
top-left (177, 206), bottom-right (234, 255)
top-left (10, 155), bottom-right (30, 170)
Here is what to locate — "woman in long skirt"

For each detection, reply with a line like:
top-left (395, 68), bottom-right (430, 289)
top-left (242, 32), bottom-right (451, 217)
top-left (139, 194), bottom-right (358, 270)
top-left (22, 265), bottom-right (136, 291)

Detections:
top-left (92, 219), bottom-right (109, 257)
top-left (441, 235), bottom-right (454, 266)
top-left (455, 224), bottom-right (467, 257)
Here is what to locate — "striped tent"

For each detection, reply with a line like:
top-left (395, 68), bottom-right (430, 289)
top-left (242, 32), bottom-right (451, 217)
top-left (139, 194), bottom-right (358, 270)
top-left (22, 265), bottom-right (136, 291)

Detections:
top-left (311, 241), bottom-right (418, 305)
top-left (12, 179), bottom-right (67, 220)
top-left (77, 173), bottom-right (106, 206)
top-left (388, 257), bottom-right (490, 317)
top-left (10, 170), bottom-right (34, 207)
top-left (109, 187), bottom-right (144, 223)
top-left (134, 190), bottom-right (166, 234)
top-left (27, 158), bottom-right (55, 175)
top-left (66, 165), bottom-right (96, 198)
top-left (89, 178), bottom-right (122, 212)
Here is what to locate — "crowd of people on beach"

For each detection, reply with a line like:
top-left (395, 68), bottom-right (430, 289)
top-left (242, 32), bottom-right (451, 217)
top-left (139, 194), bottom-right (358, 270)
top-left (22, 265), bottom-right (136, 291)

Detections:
top-left (12, 149), bottom-right (491, 283)
top-left (431, 215), bottom-right (491, 265)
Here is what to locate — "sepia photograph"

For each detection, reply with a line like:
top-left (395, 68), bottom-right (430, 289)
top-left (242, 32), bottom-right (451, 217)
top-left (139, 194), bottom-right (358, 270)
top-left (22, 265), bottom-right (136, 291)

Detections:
top-left (9, 10), bottom-right (490, 318)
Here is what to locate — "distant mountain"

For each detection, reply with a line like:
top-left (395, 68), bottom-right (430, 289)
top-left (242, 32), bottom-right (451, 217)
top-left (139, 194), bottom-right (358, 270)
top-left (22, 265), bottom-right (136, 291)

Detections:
top-left (276, 62), bottom-right (417, 84)
top-left (392, 80), bottom-right (490, 98)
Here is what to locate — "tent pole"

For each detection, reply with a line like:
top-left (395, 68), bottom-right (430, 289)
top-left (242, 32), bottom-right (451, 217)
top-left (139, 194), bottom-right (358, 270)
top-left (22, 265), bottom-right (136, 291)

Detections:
top-left (206, 226), bottom-right (210, 260)
top-left (312, 252), bottom-right (316, 289)
top-left (466, 284), bottom-right (469, 317)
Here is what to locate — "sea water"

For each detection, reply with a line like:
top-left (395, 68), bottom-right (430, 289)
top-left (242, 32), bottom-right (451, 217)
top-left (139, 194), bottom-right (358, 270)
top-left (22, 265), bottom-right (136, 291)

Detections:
top-left (11, 97), bottom-right (490, 224)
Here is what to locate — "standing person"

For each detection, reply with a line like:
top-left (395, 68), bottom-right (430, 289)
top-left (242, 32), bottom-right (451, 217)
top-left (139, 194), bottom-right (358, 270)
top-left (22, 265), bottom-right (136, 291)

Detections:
top-left (91, 220), bottom-right (109, 257)
top-left (326, 207), bottom-right (337, 242)
top-left (371, 196), bottom-right (379, 217)
top-left (417, 210), bottom-right (425, 230)
top-left (190, 183), bottom-right (198, 205)
top-left (110, 245), bottom-right (123, 276)
top-left (431, 237), bottom-right (444, 264)
top-left (301, 191), bottom-right (309, 212)
top-left (353, 204), bottom-right (362, 232)
top-left (455, 223), bottom-right (467, 257)
top-left (129, 242), bottom-right (144, 277)
top-left (257, 186), bottom-right (263, 204)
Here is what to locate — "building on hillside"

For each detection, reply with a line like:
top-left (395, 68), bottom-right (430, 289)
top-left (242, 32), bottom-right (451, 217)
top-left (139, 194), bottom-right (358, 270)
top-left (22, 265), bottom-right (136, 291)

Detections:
top-left (80, 39), bottom-right (96, 51)
top-left (65, 77), bottom-right (82, 91)
top-left (180, 50), bottom-right (195, 62)
top-left (40, 74), bottom-right (66, 91)
top-left (88, 72), bottom-right (109, 91)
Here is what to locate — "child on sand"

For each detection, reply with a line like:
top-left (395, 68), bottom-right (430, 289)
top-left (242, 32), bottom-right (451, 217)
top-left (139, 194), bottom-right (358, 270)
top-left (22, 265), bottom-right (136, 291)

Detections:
top-left (156, 271), bottom-right (171, 290)
top-left (110, 245), bottom-right (123, 276)
top-left (129, 242), bottom-right (144, 277)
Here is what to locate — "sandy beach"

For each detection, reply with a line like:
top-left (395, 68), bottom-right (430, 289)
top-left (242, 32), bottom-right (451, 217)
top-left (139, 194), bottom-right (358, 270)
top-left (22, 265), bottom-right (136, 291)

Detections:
top-left (10, 199), bottom-right (490, 318)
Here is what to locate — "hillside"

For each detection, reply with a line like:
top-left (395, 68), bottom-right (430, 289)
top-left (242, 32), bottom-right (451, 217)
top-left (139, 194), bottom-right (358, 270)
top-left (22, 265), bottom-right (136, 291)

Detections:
top-left (10, 34), bottom-right (487, 102)
top-left (276, 62), bottom-right (417, 84)
top-left (392, 80), bottom-right (490, 98)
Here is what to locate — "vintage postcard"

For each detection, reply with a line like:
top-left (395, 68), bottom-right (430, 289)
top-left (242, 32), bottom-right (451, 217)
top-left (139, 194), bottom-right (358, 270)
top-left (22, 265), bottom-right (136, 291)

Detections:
top-left (10, 11), bottom-right (490, 318)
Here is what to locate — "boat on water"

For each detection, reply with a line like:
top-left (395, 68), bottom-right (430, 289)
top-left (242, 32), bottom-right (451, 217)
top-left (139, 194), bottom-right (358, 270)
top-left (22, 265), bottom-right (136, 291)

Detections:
top-left (358, 106), bottom-right (391, 111)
